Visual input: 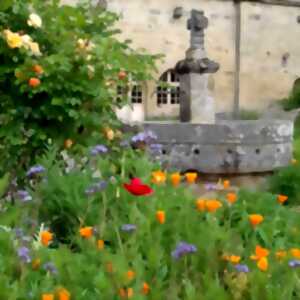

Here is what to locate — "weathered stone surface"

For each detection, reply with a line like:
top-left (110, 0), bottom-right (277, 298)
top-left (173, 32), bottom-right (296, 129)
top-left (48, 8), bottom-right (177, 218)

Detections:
top-left (144, 120), bottom-right (293, 174)
top-left (175, 57), bottom-right (220, 75)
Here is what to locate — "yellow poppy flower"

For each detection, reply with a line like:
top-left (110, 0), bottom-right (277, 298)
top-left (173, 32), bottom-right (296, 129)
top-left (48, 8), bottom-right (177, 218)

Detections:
top-left (152, 171), bottom-right (166, 184)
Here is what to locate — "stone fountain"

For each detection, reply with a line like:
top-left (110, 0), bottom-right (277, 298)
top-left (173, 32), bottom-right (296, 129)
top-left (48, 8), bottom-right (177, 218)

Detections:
top-left (144, 9), bottom-right (293, 174)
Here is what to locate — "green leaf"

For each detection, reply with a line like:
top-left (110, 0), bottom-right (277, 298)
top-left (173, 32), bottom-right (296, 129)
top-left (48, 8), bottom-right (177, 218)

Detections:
top-left (51, 97), bottom-right (63, 106)
top-left (0, 173), bottom-right (9, 198)
top-left (0, 0), bottom-right (13, 11)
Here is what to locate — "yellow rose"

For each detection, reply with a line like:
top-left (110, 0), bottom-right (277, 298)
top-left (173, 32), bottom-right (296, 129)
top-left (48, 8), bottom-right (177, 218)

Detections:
top-left (3, 30), bottom-right (22, 49)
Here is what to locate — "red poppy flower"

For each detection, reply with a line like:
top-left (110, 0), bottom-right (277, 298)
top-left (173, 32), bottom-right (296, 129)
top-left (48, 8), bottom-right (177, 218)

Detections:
top-left (123, 178), bottom-right (153, 196)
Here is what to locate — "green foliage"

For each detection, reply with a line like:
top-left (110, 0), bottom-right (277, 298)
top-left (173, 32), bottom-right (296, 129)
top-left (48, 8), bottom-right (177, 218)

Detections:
top-left (1, 143), bottom-right (300, 299)
top-left (281, 84), bottom-right (300, 111)
top-left (0, 0), bottom-right (160, 175)
top-left (268, 164), bottom-right (300, 206)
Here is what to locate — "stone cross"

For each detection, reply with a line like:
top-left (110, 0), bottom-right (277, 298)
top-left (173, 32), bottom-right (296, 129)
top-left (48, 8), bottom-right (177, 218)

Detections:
top-left (174, 10), bottom-right (219, 124)
top-left (187, 10), bottom-right (208, 51)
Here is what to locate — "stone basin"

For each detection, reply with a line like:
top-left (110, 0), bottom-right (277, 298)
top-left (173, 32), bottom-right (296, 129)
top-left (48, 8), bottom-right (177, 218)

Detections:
top-left (144, 119), bottom-right (294, 174)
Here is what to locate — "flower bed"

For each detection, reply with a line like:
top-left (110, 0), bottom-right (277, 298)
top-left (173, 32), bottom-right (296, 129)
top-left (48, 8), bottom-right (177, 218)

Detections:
top-left (0, 132), bottom-right (300, 300)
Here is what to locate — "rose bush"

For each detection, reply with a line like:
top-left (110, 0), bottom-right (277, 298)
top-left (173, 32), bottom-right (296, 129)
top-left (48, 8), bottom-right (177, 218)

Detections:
top-left (0, 0), bottom-right (160, 176)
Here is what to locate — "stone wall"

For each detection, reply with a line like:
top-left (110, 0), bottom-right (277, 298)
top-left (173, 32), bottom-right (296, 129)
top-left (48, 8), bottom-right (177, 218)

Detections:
top-left (61, 0), bottom-right (300, 119)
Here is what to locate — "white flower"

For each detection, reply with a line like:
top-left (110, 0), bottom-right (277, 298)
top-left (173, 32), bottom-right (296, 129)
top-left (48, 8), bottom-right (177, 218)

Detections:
top-left (27, 13), bottom-right (42, 28)
top-left (21, 34), bottom-right (33, 49)
top-left (29, 42), bottom-right (42, 56)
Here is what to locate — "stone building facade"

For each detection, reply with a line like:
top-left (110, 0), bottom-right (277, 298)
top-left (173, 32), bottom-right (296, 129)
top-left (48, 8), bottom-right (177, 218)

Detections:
top-left (62, 0), bottom-right (300, 122)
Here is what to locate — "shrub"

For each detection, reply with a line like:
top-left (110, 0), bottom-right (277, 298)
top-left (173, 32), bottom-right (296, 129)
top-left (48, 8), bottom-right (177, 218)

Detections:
top-left (0, 0), bottom-right (160, 176)
top-left (268, 164), bottom-right (300, 206)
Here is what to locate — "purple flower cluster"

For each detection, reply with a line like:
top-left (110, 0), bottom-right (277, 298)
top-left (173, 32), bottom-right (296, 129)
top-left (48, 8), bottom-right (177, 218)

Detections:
top-left (131, 130), bottom-right (157, 144)
top-left (90, 145), bottom-right (108, 156)
top-left (235, 264), bottom-right (250, 273)
top-left (17, 246), bottom-right (31, 263)
top-left (43, 262), bottom-right (58, 275)
top-left (16, 190), bottom-right (32, 202)
top-left (26, 165), bottom-right (45, 177)
top-left (121, 224), bottom-right (137, 232)
top-left (171, 241), bottom-right (197, 260)
top-left (289, 260), bottom-right (300, 268)
top-left (85, 181), bottom-right (107, 195)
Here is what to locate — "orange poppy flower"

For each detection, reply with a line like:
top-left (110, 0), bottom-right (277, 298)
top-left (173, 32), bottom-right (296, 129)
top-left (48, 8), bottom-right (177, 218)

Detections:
top-left (57, 288), bottom-right (71, 300)
top-left (277, 194), bottom-right (288, 204)
top-left (185, 172), bottom-right (198, 184)
top-left (97, 239), bottom-right (105, 250)
top-left (170, 172), bottom-right (181, 187)
top-left (291, 248), bottom-right (300, 258)
top-left (126, 270), bottom-right (135, 281)
top-left (223, 180), bottom-right (230, 189)
top-left (206, 200), bottom-right (222, 213)
top-left (226, 193), bottom-right (237, 204)
top-left (196, 199), bottom-right (206, 212)
top-left (32, 258), bottom-right (41, 270)
top-left (248, 214), bottom-right (264, 227)
top-left (257, 257), bottom-right (268, 271)
top-left (250, 245), bottom-right (269, 261)
top-left (229, 255), bottom-right (241, 264)
top-left (79, 226), bottom-right (93, 238)
top-left (151, 171), bottom-right (166, 184)
top-left (276, 250), bottom-right (287, 260)
top-left (156, 210), bottom-right (165, 224)
top-left (141, 282), bottom-right (150, 295)
top-left (42, 294), bottom-right (54, 300)
top-left (40, 231), bottom-right (53, 247)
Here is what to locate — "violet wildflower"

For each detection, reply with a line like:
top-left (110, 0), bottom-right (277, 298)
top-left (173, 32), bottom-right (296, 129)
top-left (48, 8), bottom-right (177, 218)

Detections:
top-left (16, 190), bottom-right (32, 202)
top-left (121, 224), bottom-right (137, 232)
top-left (85, 181), bottom-right (107, 195)
top-left (204, 183), bottom-right (218, 191)
top-left (289, 260), bottom-right (300, 268)
top-left (26, 165), bottom-right (45, 177)
top-left (17, 246), bottom-right (31, 263)
top-left (43, 262), bottom-right (58, 275)
top-left (131, 130), bottom-right (157, 144)
top-left (235, 264), bottom-right (250, 273)
top-left (90, 145), bottom-right (108, 156)
top-left (171, 241), bottom-right (197, 260)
